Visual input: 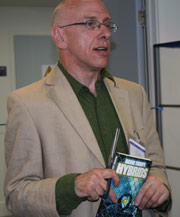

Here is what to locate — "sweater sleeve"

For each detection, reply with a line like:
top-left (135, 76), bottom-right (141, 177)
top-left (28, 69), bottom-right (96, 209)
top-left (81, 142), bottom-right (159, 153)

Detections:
top-left (55, 173), bottom-right (86, 215)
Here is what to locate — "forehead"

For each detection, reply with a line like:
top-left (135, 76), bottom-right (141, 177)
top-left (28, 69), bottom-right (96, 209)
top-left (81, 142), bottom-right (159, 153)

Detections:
top-left (67, 0), bottom-right (111, 21)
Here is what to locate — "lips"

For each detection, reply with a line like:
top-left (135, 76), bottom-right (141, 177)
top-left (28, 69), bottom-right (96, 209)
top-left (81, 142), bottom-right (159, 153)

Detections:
top-left (93, 46), bottom-right (109, 56)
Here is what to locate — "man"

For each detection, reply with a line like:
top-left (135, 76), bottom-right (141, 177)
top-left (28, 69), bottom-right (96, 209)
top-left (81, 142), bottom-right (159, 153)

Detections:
top-left (4, 0), bottom-right (171, 217)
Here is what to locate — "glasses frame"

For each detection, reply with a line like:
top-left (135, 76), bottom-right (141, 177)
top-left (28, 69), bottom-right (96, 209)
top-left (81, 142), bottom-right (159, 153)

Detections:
top-left (59, 20), bottom-right (119, 33)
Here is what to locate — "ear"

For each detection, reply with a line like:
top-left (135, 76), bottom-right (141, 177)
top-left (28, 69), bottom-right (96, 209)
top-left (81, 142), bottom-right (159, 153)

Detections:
top-left (51, 26), bottom-right (67, 49)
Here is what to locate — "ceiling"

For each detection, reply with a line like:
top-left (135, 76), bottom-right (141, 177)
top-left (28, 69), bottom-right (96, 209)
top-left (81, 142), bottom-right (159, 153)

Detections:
top-left (0, 0), bottom-right (62, 7)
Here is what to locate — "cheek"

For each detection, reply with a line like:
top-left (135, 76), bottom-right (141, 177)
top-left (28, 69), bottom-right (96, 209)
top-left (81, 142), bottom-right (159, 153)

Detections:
top-left (71, 31), bottom-right (93, 50)
top-left (76, 34), bottom-right (91, 52)
top-left (68, 34), bottom-right (82, 52)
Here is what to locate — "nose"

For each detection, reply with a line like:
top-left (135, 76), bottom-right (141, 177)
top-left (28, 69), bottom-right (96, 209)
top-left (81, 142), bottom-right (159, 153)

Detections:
top-left (98, 24), bottom-right (111, 40)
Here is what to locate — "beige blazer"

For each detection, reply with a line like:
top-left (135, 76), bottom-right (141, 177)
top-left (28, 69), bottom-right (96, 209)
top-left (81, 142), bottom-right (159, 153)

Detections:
top-left (4, 64), bottom-right (170, 217)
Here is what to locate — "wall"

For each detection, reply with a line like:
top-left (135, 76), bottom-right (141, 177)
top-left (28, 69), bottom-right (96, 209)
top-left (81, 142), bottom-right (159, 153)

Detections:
top-left (146, 0), bottom-right (180, 107)
top-left (0, 6), bottom-right (54, 216)
top-left (156, 0), bottom-right (180, 43)
top-left (103, 0), bottom-right (140, 83)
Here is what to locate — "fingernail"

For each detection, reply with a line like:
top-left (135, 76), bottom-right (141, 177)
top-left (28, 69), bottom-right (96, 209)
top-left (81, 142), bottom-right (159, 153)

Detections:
top-left (134, 202), bottom-right (139, 206)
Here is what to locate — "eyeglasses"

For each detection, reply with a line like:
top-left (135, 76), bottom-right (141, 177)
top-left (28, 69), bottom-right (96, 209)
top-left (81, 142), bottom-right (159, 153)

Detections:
top-left (59, 20), bottom-right (119, 32)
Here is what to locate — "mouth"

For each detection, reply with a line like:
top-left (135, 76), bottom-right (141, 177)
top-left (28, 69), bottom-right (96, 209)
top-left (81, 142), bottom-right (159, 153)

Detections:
top-left (93, 47), bottom-right (109, 55)
top-left (94, 47), bottom-right (108, 51)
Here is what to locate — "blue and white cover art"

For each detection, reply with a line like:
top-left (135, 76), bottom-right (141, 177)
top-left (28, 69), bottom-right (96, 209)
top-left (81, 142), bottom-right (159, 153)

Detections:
top-left (96, 152), bottom-right (152, 217)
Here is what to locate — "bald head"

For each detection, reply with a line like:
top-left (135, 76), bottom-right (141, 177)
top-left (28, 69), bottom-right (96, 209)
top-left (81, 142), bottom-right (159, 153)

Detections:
top-left (51, 0), bottom-right (111, 75)
top-left (52, 0), bottom-right (108, 27)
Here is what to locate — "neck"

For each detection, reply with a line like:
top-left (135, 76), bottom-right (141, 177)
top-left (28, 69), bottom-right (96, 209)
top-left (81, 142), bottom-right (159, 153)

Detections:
top-left (60, 59), bottom-right (102, 96)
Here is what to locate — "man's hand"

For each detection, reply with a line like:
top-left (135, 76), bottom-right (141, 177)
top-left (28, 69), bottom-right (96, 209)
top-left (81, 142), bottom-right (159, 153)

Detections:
top-left (134, 175), bottom-right (170, 210)
top-left (74, 168), bottom-right (119, 203)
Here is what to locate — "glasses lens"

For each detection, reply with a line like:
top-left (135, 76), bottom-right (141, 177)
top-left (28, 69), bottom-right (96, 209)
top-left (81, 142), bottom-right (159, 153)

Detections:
top-left (109, 23), bottom-right (118, 32)
top-left (86, 20), bottom-right (118, 32)
top-left (86, 20), bottom-right (98, 30)
top-left (104, 23), bottom-right (118, 32)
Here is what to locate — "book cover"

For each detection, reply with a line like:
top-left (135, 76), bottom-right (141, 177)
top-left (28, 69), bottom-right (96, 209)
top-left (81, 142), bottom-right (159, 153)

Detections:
top-left (96, 152), bottom-right (152, 217)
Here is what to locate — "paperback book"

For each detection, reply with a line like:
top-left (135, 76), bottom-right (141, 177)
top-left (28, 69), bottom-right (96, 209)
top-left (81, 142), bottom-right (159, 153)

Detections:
top-left (96, 152), bottom-right (152, 217)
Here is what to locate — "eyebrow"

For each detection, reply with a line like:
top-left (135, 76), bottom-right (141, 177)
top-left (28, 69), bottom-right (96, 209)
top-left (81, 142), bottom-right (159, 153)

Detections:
top-left (84, 16), bottom-right (112, 22)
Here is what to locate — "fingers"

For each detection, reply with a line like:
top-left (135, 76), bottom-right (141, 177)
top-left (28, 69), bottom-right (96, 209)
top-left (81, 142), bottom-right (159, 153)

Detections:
top-left (74, 168), bottom-right (119, 202)
top-left (75, 170), bottom-right (170, 210)
top-left (109, 186), bottom-right (118, 203)
top-left (74, 169), bottom-right (105, 200)
top-left (134, 176), bottom-right (170, 210)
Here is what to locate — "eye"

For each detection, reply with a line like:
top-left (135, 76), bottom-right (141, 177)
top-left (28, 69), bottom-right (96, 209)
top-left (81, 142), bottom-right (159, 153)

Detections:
top-left (105, 23), bottom-right (112, 29)
top-left (86, 20), bottom-right (97, 29)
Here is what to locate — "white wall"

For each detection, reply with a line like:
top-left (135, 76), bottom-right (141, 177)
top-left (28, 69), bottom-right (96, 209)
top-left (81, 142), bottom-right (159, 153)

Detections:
top-left (0, 6), bottom-right (54, 216)
top-left (146, 0), bottom-right (180, 107)
top-left (156, 0), bottom-right (180, 43)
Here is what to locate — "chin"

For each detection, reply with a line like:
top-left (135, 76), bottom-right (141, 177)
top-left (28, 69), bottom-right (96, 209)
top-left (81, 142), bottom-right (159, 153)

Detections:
top-left (95, 61), bottom-right (108, 69)
top-left (97, 64), bottom-right (108, 70)
top-left (92, 65), bottom-right (107, 72)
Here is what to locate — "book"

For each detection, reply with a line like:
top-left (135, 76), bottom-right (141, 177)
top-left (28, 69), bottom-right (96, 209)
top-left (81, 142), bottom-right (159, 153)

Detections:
top-left (96, 152), bottom-right (152, 217)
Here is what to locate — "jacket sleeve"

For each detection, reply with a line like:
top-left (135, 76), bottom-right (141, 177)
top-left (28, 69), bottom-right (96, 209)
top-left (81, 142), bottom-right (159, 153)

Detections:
top-left (140, 86), bottom-right (172, 215)
top-left (4, 93), bottom-right (60, 217)
top-left (139, 87), bottom-right (168, 184)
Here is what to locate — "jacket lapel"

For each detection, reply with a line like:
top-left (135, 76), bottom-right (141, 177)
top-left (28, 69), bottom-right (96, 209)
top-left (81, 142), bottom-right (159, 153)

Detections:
top-left (45, 65), bottom-right (105, 167)
top-left (104, 78), bottom-right (134, 147)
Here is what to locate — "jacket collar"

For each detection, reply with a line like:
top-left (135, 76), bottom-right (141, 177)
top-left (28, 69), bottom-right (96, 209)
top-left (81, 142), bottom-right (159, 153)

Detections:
top-left (104, 78), bottom-right (133, 143)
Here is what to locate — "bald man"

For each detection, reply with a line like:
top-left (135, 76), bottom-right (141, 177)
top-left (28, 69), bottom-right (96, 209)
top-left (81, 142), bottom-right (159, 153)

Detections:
top-left (4, 0), bottom-right (171, 217)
